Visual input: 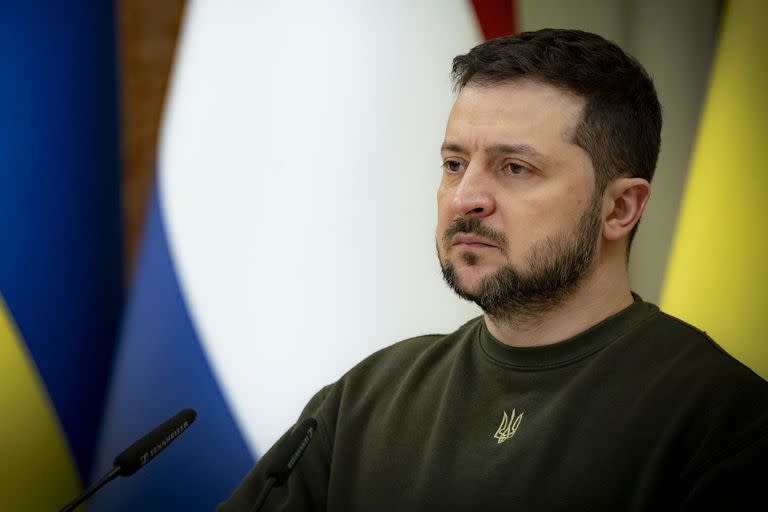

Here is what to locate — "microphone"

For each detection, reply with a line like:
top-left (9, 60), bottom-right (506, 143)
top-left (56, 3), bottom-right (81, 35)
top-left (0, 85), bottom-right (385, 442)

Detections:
top-left (250, 418), bottom-right (317, 512)
top-left (113, 408), bottom-right (197, 476)
top-left (58, 408), bottom-right (197, 512)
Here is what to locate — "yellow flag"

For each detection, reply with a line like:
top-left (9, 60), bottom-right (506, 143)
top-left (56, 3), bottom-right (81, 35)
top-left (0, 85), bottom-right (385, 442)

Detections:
top-left (0, 296), bottom-right (81, 509)
top-left (661, 0), bottom-right (768, 379)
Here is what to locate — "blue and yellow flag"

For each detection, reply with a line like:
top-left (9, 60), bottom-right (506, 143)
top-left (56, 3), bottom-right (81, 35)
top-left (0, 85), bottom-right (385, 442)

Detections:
top-left (0, 2), bottom-right (123, 507)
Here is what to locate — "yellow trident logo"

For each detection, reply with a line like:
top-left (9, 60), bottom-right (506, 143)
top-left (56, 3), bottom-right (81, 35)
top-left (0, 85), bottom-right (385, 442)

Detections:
top-left (493, 409), bottom-right (524, 444)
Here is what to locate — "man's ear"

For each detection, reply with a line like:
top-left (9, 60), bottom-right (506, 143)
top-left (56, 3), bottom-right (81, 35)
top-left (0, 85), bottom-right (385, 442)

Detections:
top-left (602, 177), bottom-right (651, 241)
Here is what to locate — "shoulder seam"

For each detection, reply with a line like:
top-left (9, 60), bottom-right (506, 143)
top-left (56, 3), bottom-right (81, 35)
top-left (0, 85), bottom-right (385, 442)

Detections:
top-left (350, 332), bottom-right (446, 369)
top-left (658, 310), bottom-right (767, 381)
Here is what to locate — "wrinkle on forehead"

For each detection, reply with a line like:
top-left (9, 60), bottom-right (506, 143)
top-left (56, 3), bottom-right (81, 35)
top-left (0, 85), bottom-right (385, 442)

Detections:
top-left (460, 78), bottom-right (586, 145)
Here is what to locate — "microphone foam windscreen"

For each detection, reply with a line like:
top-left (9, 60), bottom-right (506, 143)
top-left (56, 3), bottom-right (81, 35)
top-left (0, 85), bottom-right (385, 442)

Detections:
top-left (266, 418), bottom-right (318, 486)
top-left (113, 408), bottom-right (197, 476)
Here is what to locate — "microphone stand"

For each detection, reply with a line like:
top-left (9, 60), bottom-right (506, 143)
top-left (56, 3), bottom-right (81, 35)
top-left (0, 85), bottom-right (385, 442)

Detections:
top-left (250, 476), bottom-right (276, 512)
top-left (58, 467), bottom-right (120, 512)
top-left (248, 418), bottom-right (317, 512)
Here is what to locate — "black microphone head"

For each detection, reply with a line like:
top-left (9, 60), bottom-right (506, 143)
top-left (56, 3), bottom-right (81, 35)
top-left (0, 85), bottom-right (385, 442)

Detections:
top-left (266, 418), bottom-right (317, 486)
top-left (113, 408), bottom-right (197, 476)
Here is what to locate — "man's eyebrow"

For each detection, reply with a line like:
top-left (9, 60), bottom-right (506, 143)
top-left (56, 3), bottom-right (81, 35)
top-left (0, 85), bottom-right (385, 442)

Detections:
top-left (440, 142), bottom-right (466, 154)
top-left (441, 142), bottom-right (548, 163)
top-left (485, 143), bottom-right (547, 162)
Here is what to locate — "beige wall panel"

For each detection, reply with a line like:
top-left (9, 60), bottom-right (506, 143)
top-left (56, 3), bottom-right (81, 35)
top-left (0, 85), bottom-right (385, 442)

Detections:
top-left (626, 0), bottom-right (719, 302)
top-left (519, 0), bottom-right (628, 46)
top-left (519, 0), bottom-right (718, 303)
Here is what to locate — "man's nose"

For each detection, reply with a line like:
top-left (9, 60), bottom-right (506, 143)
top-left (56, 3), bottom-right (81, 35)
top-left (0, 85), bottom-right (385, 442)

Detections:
top-left (452, 166), bottom-right (495, 218)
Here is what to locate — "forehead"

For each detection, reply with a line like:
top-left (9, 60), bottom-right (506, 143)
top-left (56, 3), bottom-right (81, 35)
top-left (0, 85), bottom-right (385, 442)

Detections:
top-left (445, 80), bottom-right (586, 150)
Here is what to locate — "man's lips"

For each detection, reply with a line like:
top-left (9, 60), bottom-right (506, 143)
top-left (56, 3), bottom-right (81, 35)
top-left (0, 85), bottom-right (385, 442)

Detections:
top-left (451, 233), bottom-right (498, 248)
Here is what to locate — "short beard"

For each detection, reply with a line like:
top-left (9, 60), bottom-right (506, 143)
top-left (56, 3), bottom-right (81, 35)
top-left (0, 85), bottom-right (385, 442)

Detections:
top-left (439, 194), bottom-right (603, 325)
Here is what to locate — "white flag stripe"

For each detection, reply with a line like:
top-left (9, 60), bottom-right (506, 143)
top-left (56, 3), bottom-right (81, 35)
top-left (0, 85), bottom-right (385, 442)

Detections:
top-left (160, 0), bottom-right (482, 453)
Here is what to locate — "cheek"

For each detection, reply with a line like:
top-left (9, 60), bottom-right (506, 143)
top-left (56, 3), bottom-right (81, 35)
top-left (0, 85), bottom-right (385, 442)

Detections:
top-left (436, 180), bottom-right (452, 204)
top-left (435, 194), bottom-right (456, 255)
top-left (500, 195), bottom-right (562, 246)
top-left (436, 188), bottom-right (453, 223)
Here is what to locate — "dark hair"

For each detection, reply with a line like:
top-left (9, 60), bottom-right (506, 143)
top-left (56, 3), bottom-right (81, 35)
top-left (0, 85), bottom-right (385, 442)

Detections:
top-left (451, 28), bottom-right (662, 247)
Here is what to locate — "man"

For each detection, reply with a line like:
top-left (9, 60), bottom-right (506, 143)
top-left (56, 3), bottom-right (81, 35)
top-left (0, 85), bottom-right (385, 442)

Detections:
top-left (220, 29), bottom-right (768, 511)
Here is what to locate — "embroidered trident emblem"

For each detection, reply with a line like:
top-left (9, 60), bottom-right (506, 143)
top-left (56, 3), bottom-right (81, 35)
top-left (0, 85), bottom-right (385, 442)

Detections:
top-left (493, 409), bottom-right (524, 444)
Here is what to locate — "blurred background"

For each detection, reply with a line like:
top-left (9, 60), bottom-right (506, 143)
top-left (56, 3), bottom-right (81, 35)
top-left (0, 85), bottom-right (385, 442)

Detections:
top-left (1, 0), bottom-right (765, 509)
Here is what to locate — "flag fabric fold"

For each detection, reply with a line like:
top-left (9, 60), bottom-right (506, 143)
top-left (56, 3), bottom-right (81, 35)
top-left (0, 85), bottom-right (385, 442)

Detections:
top-left (661, 0), bottom-right (768, 379)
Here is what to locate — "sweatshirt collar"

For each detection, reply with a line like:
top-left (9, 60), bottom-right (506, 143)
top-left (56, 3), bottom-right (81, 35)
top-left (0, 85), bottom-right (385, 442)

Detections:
top-left (477, 294), bottom-right (658, 370)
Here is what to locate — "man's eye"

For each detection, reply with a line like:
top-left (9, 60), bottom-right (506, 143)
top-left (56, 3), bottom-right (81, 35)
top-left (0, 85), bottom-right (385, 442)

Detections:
top-left (504, 163), bottom-right (529, 175)
top-left (442, 159), bottom-right (465, 173)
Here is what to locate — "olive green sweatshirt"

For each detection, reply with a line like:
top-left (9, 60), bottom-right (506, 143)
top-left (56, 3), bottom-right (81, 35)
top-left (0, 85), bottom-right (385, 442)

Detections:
top-left (219, 297), bottom-right (768, 511)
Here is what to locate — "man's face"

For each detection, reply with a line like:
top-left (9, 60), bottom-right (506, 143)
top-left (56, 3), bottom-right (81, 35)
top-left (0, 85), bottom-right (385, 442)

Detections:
top-left (436, 80), bottom-right (603, 321)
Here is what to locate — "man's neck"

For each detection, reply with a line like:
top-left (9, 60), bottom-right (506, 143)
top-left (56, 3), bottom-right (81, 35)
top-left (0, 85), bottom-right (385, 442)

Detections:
top-left (484, 258), bottom-right (634, 348)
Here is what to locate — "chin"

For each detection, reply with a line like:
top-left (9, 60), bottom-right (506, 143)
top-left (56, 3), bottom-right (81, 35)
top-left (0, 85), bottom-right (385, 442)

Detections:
top-left (451, 260), bottom-right (494, 287)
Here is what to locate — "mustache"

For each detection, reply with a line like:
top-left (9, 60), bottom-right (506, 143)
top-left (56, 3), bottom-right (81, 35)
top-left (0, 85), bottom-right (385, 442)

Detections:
top-left (442, 217), bottom-right (508, 251)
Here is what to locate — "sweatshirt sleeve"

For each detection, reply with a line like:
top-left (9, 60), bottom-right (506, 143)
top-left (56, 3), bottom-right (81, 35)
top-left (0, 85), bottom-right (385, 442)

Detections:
top-left (680, 426), bottom-right (768, 511)
top-left (216, 385), bottom-right (335, 512)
